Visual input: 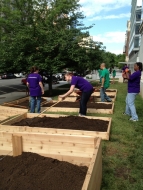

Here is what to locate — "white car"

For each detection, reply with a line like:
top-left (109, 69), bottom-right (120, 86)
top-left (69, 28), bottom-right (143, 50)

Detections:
top-left (14, 73), bottom-right (25, 78)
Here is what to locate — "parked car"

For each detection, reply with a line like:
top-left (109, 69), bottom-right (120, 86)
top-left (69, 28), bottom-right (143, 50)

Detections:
top-left (21, 78), bottom-right (27, 85)
top-left (14, 73), bottom-right (25, 78)
top-left (1, 73), bottom-right (17, 79)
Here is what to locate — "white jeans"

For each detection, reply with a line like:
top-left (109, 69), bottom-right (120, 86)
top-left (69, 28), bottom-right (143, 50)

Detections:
top-left (125, 93), bottom-right (138, 120)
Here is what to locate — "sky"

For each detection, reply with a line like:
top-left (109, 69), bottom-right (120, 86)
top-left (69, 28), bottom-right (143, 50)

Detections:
top-left (79, 0), bottom-right (132, 55)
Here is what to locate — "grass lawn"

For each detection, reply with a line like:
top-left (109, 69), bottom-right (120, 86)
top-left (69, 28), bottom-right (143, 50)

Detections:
top-left (92, 82), bottom-right (143, 190)
top-left (44, 81), bottom-right (143, 189)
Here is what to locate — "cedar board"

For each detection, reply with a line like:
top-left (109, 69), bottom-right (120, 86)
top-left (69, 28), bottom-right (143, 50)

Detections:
top-left (0, 106), bottom-right (28, 123)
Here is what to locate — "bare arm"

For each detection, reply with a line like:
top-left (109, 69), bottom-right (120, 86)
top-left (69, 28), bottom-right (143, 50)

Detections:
top-left (59, 85), bottom-right (75, 100)
top-left (39, 81), bottom-right (44, 94)
top-left (126, 70), bottom-right (131, 79)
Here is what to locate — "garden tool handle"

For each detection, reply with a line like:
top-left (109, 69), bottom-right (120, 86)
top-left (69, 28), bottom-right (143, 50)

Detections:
top-left (37, 100), bottom-right (61, 117)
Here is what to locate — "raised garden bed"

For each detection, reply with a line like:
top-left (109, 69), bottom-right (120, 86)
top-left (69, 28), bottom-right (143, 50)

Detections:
top-left (63, 95), bottom-right (116, 102)
top-left (42, 101), bottom-right (114, 114)
top-left (0, 106), bottom-right (27, 123)
top-left (0, 131), bottom-right (102, 190)
top-left (0, 113), bottom-right (112, 140)
top-left (2, 97), bottom-right (52, 109)
top-left (70, 89), bottom-right (117, 97)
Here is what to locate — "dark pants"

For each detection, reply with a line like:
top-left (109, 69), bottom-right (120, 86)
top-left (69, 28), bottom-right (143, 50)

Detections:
top-left (79, 89), bottom-right (93, 115)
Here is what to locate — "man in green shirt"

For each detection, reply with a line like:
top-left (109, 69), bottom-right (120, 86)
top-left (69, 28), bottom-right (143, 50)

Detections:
top-left (100, 63), bottom-right (112, 102)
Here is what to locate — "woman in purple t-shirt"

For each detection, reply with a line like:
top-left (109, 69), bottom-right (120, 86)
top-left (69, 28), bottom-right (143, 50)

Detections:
top-left (59, 73), bottom-right (94, 116)
top-left (27, 66), bottom-right (44, 113)
top-left (123, 62), bottom-right (142, 121)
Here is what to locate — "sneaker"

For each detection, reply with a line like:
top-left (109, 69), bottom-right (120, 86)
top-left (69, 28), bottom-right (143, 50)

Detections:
top-left (129, 118), bottom-right (138, 122)
top-left (122, 112), bottom-right (127, 115)
top-left (106, 100), bottom-right (112, 102)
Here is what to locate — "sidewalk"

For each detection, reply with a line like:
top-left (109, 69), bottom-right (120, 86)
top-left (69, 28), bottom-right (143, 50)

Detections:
top-left (0, 81), bottom-right (68, 105)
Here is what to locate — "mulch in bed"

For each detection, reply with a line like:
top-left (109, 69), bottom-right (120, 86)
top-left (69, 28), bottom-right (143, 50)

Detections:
top-left (0, 152), bottom-right (88, 190)
top-left (12, 115), bottom-right (109, 132)
top-left (42, 101), bottom-right (112, 109)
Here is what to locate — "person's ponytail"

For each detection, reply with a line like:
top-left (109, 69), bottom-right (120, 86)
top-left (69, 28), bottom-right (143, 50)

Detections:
top-left (30, 66), bottom-right (39, 73)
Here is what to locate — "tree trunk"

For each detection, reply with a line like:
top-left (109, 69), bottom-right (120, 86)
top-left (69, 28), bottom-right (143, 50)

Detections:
top-left (48, 73), bottom-right (53, 96)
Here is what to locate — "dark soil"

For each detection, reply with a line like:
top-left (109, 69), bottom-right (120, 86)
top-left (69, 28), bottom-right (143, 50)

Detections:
top-left (0, 152), bottom-right (88, 190)
top-left (12, 115), bottom-right (109, 132)
top-left (94, 95), bottom-right (114, 98)
top-left (42, 101), bottom-right (112, 109)
top-left (5, 98), bottom-right (48, 108)
top-left (94, 89), bottom-right (116, 92)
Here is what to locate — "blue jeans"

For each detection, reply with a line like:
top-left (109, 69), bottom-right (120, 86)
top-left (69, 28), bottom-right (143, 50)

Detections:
top-left (30, 96), bottom-right (41, 113)
top-left (100, 87), bottom-right (111, 102)
top-left (80, 89), bottom-right (93, 115)
top-left (125, 93), bottom-right (138, 120)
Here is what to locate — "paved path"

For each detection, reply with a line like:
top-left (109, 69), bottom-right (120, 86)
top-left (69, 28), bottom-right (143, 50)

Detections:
top-left (0, 78), bottom-right (68, 105)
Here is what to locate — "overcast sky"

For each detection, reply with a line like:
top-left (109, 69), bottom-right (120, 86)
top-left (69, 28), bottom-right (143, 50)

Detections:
top-left (79, 0), bottom-right (132, 54)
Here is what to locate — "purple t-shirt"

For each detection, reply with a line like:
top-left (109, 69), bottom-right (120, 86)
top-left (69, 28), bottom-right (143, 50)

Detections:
top-left (71, 76), bottom-right (93, 92)
top-left (27, 73), bottom-right (42, 96)
top-left (128, 71), bottom-right (141, 93)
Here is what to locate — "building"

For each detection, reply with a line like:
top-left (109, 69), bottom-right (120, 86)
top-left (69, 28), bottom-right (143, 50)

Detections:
top-left (128, 0), bottom-right (142, 63)
top-left (123, 21), bottom-right (130, 62)
top-left (138, 19), bottom-right (143, 62)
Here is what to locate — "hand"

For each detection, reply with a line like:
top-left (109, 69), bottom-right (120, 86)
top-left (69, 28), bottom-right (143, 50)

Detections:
top-left (42, 90), bottom-right (44, 95)
top-left (58, 95), bottom-right (65, 101)
top-left (101, 86), bottom-right (103, 88)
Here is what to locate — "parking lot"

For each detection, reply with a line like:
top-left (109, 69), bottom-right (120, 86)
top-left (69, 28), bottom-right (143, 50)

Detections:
top-left (0, 78), bottom-right (26, 95)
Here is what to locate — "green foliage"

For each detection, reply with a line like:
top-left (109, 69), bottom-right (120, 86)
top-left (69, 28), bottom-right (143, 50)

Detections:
top-left (0, 0), bottom-right (125, 79)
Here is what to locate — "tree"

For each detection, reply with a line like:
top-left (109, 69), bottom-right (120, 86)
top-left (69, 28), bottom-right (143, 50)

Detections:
top-left (0, 0), bottom-right (94, 94)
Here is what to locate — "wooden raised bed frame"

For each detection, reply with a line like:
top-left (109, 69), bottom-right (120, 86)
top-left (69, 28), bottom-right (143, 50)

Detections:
top-left (42, 101), bottom-right (114, 114)
top-left (0, 113), bottom-right (112, 140)
top-left (2, 96), bottom-right (51, 109)
top-left (0, 131), bottom-right (102, 190)
top-left (70, 89), bottom-right (117, 97)
top-left (0, 106), bottom-right (28, 123)
top-left (63, 93), bottom-right (117, 102)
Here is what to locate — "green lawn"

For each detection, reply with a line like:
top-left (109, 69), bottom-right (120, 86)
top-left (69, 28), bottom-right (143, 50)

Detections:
top-left (98, 83), bottom-right (143, 190)
top-left (44, 82), bottom-right (143, 189)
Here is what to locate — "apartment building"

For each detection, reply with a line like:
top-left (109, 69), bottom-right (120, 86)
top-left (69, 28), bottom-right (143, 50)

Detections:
top-left (123, 21), bottom-right (130, 62)
top-left (128, 0), bottom-right (142, 63)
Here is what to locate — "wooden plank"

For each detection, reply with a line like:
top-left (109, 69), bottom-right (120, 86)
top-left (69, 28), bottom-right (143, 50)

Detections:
top-left (0, 106), bottom-right (28, 116)
top-left (0, 131), bottom-right (95, 157)
top-left (12, 135), bottom-right (23, 156)
top-left (47, 106), bottom-right (114, 114)
top-left (82, 138), bottom-right (102, 190)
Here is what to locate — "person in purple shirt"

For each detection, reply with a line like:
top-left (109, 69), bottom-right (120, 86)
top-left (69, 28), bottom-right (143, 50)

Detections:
top-left (27, 66), bottom-right (44, 113)
top-left (123, 62), bottom-right (142, 121)
top-left (59, 73), bottom-right (94, 116)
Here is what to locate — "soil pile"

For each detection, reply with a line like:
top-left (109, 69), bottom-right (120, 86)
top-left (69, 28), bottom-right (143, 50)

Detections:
top-left (0, 152), bottom-right (88, 190)
top-left (12, 115), bottom-right (109, 132)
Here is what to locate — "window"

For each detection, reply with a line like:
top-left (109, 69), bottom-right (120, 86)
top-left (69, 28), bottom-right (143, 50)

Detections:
top-left (134, 37), bottom-right (139, 48)
top-left (135, 24), bottom-right (140, 34)
top-left (136, 12), bottom-right (141, 21)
